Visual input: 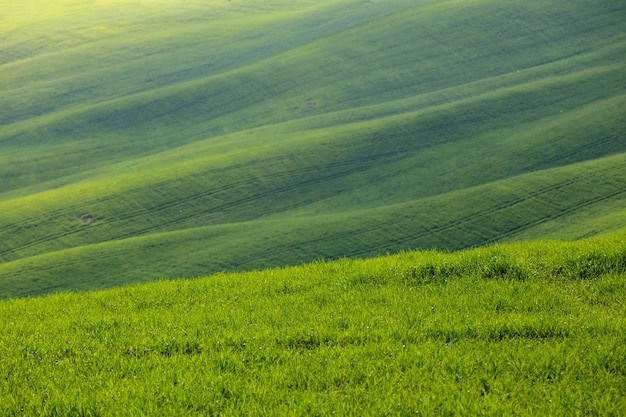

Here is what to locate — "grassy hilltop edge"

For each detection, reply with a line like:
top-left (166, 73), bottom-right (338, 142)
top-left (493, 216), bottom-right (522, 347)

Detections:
top-left (1, 236), bottom-right (625, 415)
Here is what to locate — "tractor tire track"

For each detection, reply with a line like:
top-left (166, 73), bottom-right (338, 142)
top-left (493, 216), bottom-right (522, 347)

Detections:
top-left (319, 164), bottom-right (624, 259)
top-left (0, 148), bottom-right (404, 259)
top-left (2, 167), bottom-right (624, 286)
top-left (480, 186), bottom-right (626, 245)
top-left (347, 168), bottom-right (626, 257)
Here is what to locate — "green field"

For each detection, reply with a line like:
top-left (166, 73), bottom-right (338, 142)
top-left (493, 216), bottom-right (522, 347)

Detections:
top-left (1, 0), bottom-right (626, 297)
top-left (1, 237), bottom-right (625, 415)
top-left (2, 1), bottom-right (626, 414)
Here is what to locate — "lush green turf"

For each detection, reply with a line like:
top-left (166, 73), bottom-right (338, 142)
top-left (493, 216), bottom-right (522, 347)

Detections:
top-left (1, 0), bottom-right (625, 297)
top-left (1, 237), bottom-right (625, 415)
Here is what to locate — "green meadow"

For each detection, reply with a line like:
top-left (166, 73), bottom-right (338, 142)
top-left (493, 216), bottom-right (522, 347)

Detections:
top-left (1, 0), bottom-right (625, 297)
top-left (1, 237), bottom-right (625, 415)
top-left (2, 2), bottom-right (626, 412)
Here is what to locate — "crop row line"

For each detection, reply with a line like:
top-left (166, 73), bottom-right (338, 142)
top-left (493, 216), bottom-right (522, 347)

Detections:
top-left (481, 186), bottom-right (626, 245)
top-left (67, 161), bottom-right (626, 273)
top-left (108, 152), bottom-right (402, 242)
top-left (0, 146), bottom-right (404, 259)
top-left (342, 165), bottom-right (624, 258)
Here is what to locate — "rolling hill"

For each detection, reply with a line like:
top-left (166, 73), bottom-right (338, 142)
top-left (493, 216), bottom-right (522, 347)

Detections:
top-left (1, 0), bottom-right (625, 298)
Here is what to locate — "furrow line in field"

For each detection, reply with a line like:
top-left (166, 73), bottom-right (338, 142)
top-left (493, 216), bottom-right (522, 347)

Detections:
top-left (80, 150), bottom-right (391, 238)
top-left (0, 150), bottom-right (402, 259)
top-left (343, 166), bottom-right (623, 258)
top-left (370, 174), bottom-right (626, 256)
top-left (1, 138), bottom-right (360, 227)
top-left (0, 150), bottom-right (332, 235)
top-left (1, 172), bottom-right (623, 286)
top-left (0, 148), bottom-right (399, 265)
top-left (480, 186), bottom-right (626, 245)
top-left (258, 169), bottom-right (612, 262)
top-left (0, 249), bottom-right (128, 287)
top-left (0, 142), bottom-right (370, 235)
top-left (109, 157), bottom-right (387, 241)
top-left (0, 159), bottom-right (267, 236)
top-left (538, 136), bottom-right (623, 168)
top-left (111, 154), bottom-right (377, 219)
top-left (248, 219), bottom-right (387, 267)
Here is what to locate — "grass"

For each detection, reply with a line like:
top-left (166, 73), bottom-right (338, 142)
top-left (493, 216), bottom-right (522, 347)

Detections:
top-left (0, 237), bottom-right (625, 415)
top-left (1, 148), bottom-right (624, 299)
top-left (1, 0), bottom-right (625, 297)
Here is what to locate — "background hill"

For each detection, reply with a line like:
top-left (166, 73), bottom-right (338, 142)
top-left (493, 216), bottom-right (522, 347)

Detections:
top-left (1, 0), bottom-right (625, 298)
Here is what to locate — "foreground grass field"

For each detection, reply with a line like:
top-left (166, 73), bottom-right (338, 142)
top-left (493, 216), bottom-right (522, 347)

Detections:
top-left (1, 0), bottom-right (625, 297)
top-left (1, 237), bottom-right (625, 415)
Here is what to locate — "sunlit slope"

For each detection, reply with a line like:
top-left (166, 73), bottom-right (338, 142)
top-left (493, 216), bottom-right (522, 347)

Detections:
top-left (1, 238), bottom-right (625, 415)
top-left (1, 0), bottom-right (625, 297)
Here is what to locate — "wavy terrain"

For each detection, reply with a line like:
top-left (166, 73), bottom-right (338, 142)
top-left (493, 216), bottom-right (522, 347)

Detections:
top-left (1, 0), bottom-right (625, 297)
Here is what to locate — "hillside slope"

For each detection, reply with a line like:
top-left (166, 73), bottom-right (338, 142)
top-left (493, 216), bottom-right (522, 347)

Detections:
top-left (1, 0), bottom-right (625, 297)
top-left (1, 238), bottom-right (625, 415)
